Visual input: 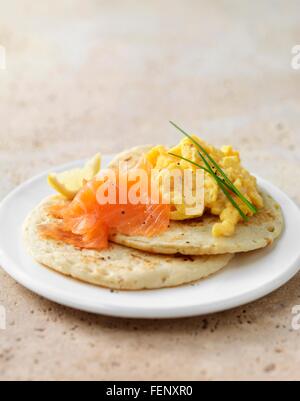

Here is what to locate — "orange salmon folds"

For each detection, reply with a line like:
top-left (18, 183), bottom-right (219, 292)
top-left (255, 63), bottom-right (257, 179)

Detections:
top-left (40, 165), bottom-right (170, 250)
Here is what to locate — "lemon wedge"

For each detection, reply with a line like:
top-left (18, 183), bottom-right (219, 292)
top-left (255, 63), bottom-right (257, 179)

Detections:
top-left (48, 153), bottom-right (101, 199)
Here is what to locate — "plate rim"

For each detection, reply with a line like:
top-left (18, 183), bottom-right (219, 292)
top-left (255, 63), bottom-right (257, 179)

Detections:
top-left (0, 159), bottom-right (300, 319)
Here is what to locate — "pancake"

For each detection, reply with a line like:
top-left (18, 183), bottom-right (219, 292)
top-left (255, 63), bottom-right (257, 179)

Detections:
top-left (109, 146), bottom-right (284, 255)
top-left (23, 198), bottom-right (234, 290)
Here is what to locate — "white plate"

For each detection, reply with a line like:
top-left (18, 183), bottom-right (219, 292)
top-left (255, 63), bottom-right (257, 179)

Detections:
top-left (0, 156), bottom-right (299, 319)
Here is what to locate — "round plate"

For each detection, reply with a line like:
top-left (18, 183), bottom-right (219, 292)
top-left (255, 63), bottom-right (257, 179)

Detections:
top-left (0, 156), bottom-right (299, 319)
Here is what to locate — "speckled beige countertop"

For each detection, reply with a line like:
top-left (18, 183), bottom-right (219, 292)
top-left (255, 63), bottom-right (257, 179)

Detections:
top-left (0, 1), bottom-right (300, 381)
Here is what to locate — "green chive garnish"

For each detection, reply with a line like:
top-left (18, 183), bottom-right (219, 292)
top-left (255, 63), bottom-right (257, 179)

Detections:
top-left (169, 121), bottom-right (259, 221)
top-left (169, 153), bottom-right (248, 221)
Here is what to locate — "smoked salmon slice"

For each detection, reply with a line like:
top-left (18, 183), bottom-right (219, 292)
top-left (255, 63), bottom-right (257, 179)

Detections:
top-left (40, 162), bottom-right (170, 250)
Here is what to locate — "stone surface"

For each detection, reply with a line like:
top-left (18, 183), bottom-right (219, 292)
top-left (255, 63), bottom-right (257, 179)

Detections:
top-left (0, 0), bottom-right (299, 380)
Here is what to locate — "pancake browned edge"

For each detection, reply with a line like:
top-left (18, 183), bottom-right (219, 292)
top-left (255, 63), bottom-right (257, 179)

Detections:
top-left (109, 146), bottom-right (284, 256)
top-left (23, 197), bottom-right (234, 290)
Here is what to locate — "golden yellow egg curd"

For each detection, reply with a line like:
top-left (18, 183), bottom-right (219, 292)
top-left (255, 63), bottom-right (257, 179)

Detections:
top-left (147, 136), bottom-right (264, 237)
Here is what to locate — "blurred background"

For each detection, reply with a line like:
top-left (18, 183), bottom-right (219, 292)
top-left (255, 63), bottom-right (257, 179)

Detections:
top-left (0, 0), bottom-right (300, 380)
top-left (0, 0), bottom-right (299, 203)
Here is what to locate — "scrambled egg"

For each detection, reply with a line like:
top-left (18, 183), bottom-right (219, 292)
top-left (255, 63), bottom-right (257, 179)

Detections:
top-left (147, 136), bottom-right (264, 237)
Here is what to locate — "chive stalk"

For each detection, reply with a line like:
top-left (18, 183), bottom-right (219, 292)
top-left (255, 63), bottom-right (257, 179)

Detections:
top-left (169, 121), bottom-right (258, 216)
